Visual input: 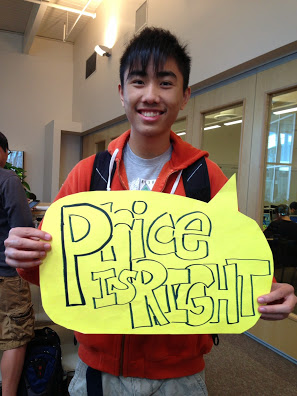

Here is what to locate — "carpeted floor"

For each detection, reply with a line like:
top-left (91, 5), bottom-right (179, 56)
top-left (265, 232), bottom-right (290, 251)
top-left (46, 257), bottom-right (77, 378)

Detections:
top-left (205, 333), bottom-right (297, 396)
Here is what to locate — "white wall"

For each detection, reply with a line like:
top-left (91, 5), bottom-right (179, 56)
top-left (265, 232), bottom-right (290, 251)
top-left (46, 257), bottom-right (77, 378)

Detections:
top-left (72, 0), bottom-right (297, 131)
top-left (149, 0), bottom-right (297, 86)
top-left (59, 134), bottom-right (81, 189)
top-left (0, 32), bottom-right (74, 200)
top-left (72, 0), bottom-right (144, 131)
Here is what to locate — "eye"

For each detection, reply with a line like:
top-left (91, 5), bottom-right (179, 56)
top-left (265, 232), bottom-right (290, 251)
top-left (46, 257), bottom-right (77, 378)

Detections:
top-left (160, 80), bottom-right (173, 87)
top-left (131, 79), bottom-right (144, 86)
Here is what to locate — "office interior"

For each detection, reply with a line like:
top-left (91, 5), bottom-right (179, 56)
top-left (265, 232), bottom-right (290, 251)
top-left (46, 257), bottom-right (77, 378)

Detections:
top-left (1, 0), bottom-right (297, 388)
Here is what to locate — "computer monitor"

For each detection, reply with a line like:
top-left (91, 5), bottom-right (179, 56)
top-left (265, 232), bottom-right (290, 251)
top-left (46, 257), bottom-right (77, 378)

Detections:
top-left (264, 208), bottom-right (272, 219)
top-left (29, 200), bottom-right (40, 209)
top-left (263, 213), bottom-right (271, 230)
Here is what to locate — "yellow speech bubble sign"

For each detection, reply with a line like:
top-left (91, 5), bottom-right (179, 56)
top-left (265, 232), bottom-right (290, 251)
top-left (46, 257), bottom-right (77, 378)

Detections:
top-left (40, 175), bottom-right (273, 334)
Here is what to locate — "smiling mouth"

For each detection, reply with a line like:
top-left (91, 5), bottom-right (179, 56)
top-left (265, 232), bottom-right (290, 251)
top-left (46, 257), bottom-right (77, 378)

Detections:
top-left (138, 110), bottom-right (165, 117)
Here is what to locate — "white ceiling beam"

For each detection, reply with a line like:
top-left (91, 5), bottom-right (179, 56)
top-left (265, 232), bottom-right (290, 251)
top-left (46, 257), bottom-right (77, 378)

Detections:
top-left (64, 0), bottom-right (93, 41)
top-left (23, 2), bottom-right (48, 54)
top-left (24, 0), bottom-right (96, 18)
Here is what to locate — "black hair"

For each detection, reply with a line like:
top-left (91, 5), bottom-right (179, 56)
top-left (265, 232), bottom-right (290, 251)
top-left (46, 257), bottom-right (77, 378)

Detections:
top-left (0, 132), bottom-right (8, 152)
top-left (275, 204), bottom-right (289, 216)
top-left (289, 201), bottom-right (297, 210)
top-left (119, 27), bottom-right (191, 92)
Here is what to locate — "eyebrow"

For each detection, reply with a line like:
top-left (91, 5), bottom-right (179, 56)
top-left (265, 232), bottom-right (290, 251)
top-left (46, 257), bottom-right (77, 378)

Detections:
top-left (126, 70), bottom-right (177, 80)
top-left (126, 70), bottom-right (147, 80)
top-left (156, 70), bottom-right (177, 79)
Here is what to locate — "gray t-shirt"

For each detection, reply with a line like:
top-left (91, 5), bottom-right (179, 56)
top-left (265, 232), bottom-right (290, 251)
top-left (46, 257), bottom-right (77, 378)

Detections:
top-left (123, 143), bottom-right (172, 191)
top-left (0, 168), bottom-right (33, 276)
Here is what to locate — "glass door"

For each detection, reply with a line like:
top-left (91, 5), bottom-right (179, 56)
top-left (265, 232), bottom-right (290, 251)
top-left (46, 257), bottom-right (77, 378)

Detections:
top-left (262, 89), bottom-right (297, 313)
top-left (202, 103), bottom-right (243, 179)
top-left (247, 58), bottom-right (297, 360)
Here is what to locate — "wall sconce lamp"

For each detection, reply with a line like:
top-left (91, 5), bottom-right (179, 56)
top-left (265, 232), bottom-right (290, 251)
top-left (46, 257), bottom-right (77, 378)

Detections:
top-left (94, 45), bottom-right (112, 57)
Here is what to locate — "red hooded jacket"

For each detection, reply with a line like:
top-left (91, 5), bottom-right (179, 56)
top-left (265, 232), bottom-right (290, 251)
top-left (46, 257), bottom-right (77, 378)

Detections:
top-left (19, 130), bottom-right (228, 379)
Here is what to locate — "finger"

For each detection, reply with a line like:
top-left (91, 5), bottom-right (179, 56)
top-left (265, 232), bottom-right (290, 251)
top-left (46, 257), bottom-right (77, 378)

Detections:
top-left (260, 313), bottom-right (289, 321)
top-left (5, 256), bottom-right (43, 269)
top-left (5, 246), bottom-right (48, 261)
top-left (5, 248), bottom-right (48, 268)
top-left (5, 235), bottom-right (51, 252)
top-left (257, 284), bottom-right (294, 304)
top-left (7, 227), bottom-right (52, 241)
top-left (258, 299), bottom-right (295, 316)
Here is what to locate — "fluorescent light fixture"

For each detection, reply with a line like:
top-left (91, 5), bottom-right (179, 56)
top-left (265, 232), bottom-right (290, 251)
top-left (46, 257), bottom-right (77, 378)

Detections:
top-left (224, 119), bottom-right (242, 126)
top-left (204, 125), bottom-right (221, 131)
top-left (94, 45), bottom-right (112, 57)
top-left (176, 132), bottom-right (186, 136)
top-left (273, 107), bottom-right (297, 115)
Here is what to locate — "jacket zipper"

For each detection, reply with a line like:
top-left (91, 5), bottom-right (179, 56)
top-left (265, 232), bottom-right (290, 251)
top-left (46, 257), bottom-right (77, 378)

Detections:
top-left (117, 156), bottom-right (179, 193)
top-left (117, 158), bottom-right (127, 377)
top-left (159, 170), bottom-right (178, 192)
top-left (117, 159), bottom-right (129, 190)
top-left (116, 165), bottom-right (177, 377)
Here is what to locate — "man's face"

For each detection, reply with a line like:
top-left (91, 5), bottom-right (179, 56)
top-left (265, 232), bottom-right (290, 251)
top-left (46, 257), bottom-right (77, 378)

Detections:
top-left (0, 147), bottom-right (8, 168)
top-left (119, 57), bottom-right (190, 141)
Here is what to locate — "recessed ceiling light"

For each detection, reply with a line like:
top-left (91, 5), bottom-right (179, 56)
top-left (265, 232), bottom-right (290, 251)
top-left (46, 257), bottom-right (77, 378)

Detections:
top-left (224, 119), bottom-right (242, 126)
top-left (273, 107), bottom-right (297, 115)
top-left (204, 125), bottom-right (221, 131)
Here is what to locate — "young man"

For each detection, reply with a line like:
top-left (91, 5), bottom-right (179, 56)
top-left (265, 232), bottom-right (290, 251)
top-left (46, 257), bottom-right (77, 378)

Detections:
top-left (289, 201), bottom-right (297, 215)
top-left (0, 132), bottom-right (35, 396)
top-left (5, 28), bottom-right (297, 395)
top-left (264, 204), bottom-right (297, 241)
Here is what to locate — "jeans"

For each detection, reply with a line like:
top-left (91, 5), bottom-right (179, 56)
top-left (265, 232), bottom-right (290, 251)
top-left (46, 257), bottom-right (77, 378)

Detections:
top-left (68, 357), bottom-right (208, 396)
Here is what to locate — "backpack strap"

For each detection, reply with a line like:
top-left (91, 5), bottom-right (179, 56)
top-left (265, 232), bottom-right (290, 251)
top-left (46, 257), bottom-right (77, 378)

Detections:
top-left (182, 156), bottom-right (211, 203)
top-left (182, 156), bottom-right (218, 345)
top-left (90, 150), bottom-right (115, 191)
top-left (90, 151), bottom-right (211, 202)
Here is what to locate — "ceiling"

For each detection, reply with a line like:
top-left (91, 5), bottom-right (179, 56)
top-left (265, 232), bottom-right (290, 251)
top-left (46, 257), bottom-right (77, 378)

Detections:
top-left (0, 0), bottom-right (102, 52)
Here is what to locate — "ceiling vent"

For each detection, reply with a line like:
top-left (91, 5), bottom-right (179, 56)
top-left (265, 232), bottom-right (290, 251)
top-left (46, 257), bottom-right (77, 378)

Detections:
top-left (214, 109), bottom-right (237, 121)
top-left (135, 1), bottom-right (148, 32)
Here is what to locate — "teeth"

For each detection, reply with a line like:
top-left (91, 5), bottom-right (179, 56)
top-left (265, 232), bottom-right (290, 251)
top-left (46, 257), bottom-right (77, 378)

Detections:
top-left (142, 111), bottom-right (161, 117)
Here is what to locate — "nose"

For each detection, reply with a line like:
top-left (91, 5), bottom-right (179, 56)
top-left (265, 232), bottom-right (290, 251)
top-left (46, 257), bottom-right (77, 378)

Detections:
top-left (142, 82), bottom-right (160, 104)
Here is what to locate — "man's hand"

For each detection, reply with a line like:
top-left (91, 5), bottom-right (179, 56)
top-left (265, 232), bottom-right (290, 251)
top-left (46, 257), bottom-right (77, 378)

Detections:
top-left (258, 282), bottom-right (297, 320)
top-left (5, 227), bottom-right (52, 269)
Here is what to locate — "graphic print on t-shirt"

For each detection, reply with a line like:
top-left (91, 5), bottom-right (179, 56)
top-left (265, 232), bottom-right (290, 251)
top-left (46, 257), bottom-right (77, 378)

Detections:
top-left (129, 178), bottom-right (156, 191)
top-left (124, 143), bottom-right (172, 191)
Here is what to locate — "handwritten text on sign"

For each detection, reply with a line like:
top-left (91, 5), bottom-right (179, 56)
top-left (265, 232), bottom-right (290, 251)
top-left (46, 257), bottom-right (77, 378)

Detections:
top-left (40, 176), bottom-right (273, 334)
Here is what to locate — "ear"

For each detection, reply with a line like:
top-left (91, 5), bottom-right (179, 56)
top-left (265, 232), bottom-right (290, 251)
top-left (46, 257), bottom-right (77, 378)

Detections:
top-left (180, 87), bottom-right (191, 110)
top-left (118, 84), bottom-right (124, 107)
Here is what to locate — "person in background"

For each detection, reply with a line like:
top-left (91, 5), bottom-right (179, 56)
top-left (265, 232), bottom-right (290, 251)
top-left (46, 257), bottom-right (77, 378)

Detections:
top-left (4, 28), bottom-right (297, 396)
top-left (289, 201), bottom-right (297, 215)
top-left (264, 204), bottom-right (297, 241)
top-left (0, 132), bottom-right (35, 396)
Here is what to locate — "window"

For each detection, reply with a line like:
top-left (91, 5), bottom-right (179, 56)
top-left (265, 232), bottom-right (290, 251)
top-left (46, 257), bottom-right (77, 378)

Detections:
top-left (202, 104), bottom-right (243, 179)
top-left (264, 90), bottom-right (297, 205)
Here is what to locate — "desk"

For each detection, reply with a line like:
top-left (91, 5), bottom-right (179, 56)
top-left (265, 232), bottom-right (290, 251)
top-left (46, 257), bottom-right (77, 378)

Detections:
top-left (32, 202), bottom-right (50, 227)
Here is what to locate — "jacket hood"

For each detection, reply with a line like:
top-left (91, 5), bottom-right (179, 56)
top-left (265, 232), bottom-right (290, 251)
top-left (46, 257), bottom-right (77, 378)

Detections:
top-left (108, 130), bottom-right (209, 170)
